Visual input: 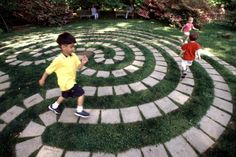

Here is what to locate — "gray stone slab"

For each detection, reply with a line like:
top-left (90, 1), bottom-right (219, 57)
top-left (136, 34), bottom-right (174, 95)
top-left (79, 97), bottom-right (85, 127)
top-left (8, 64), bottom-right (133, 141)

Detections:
top-left (36, 145), bottom-right (63, 157)
top-left (79, 109), bottom-right (100, 124)
top-left (124, 65), bottom-right (139, 73)
top-left (92, 152), bottom-right (115, 157)
top-left (0, 91), bottom-right (5, 97)
top-left (214, 88), bottom-right (232, 101)
top-left (168, 90), bottom-right (189, 105)
top-left (83, 86), bottom-right (97, 96)
top-left (16, 136), bottom-right (42, 157)
top-left (114, 56), bottom-right (124, 61)
top-left (0, 105), bottom-right (25, 123)
top-left (65, 151), bottom-right (90, 157)
top-left (0, 123), bottom-right (6, 132)
top-left (39, 109), bottom-right (57, 125)
top-left (150, 71), bottom-right (165, 80)
top-left (0, 82), bottom-right (11, 90)
top-left (82, 69), bottom-right (96, 76)
top-left (120, 106), bottom-right (142, 123)
top-left (6, 58), bottom-right (17, 63)
top-left (112, 69), bottom-right (127, 77)
top-left (134, 51), bottom-right (143, 55)
top-left (117, 148), bottom-right (142, 157)
top-left (165, 135), bottom-right (198, 157)
top-left (0, 75), bottom-right (9, 83)
top-left (213, 97), bottom-right (233, 113)
top-left (142, 77), bottom-right (159, 87)
top-left (114, 84), bottom-right (131, 95)
top-left (205, 69), bottom-right (219, 75)
top-left (129, 82), bottom-right (147, 92)
top-left (211, 75), bottom-right (225, 82)
top-left (135, 56), bottom-right (145, 61)
top-left (104, 59), bottom-right (114, 64)
top-left (101, 109), bottom-right (121, 124)
top-left (34, 60), bottom-right (46, 65)
top-left (10, 60), bottom-right (23, 65)
top-left (141, 144), bottom-right (168, 157)
top-left (176, 83), bottom-right (193, 95)
top-left (114, 47), bottom-right (122, 51)
top-left (96, 71), bottom-right (110, 78)
top-left (19, 121), bottom-right (45, 138)
top-left (183, 127), bottom-right (214, 153)
top-left (155, 66), bottom-right (167, 73)
top-left (207, 106), bottom-right (231, 127)
top-left (214, 82), bottom-right (230, 91)
top-left (181, 78), bottom-right (194, 86)
top-left (116, 51), bottom-right (125, 55)
top-left (97, 86), bottom-right (113, 97)
top-left (19, 61), bottom-right (33, 66)
top-left (23, 93), bottom-right (44, 108)
top-left (46, 88), bottom-right (61, 99)
top-left (93, 50), bottom-right (103, 54)
top-left (132, 61), bottom-right (144, 67)
top-left (155, 97), bottom-right (179, 114)
top-left (131, 48), bottom-right (141, 52)
top-left (199, 116), bottom-right (225, 140)
top-left (58, 108), bottom-right (78, 123)
top-left (95, 58), bottom-right (105, 63)
top-left (86, 48), bottom-right (97, 52)
top-left (138, 102), bottom-right (161, 119)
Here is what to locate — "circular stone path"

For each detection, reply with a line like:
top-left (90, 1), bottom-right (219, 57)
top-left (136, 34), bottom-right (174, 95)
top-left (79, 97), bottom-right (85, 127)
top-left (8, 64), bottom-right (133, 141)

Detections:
top-left (0, 29), bottom-right (234, 157)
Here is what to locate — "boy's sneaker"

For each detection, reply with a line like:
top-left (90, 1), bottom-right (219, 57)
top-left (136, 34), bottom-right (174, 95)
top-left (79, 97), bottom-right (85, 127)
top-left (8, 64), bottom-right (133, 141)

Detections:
top-left (48, 104), bottom-right (61, 115)
top-left (74, 110), bottom-right (90, 118)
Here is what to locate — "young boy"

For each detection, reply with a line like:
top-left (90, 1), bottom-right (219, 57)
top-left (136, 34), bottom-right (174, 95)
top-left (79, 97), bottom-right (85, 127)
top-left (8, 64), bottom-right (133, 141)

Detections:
top-left (180, 32), bottom-right (201, 78)
top-left (39, 32), bottom-right (90, 118)
top-left (181, 17), bottom-right (199, 43)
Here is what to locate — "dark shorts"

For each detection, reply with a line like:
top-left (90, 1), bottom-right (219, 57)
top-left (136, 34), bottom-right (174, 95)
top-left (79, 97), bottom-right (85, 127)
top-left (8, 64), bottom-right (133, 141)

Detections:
top-left (62, 84), bottom-right (84, 98)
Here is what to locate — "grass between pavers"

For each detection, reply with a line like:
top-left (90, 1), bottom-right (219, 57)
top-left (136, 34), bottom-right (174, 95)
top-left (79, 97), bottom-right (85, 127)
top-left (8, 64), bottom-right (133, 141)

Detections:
top-left (0, 20), bottom-right (235, 156)
top-left (201, 56), bottom-right (236, 157)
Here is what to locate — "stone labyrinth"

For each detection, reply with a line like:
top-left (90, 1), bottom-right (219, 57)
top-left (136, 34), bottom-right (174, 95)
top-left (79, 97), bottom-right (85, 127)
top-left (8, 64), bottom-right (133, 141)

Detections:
top-left (0, 28), bottom-right (235, 157)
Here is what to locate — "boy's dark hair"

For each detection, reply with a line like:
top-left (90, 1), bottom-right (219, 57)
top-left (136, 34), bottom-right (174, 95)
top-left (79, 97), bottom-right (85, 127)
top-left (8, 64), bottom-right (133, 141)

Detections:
top-left (189, 32), bottom-right (199, 41)
top-left (56, 32), bottom-right (76, 45)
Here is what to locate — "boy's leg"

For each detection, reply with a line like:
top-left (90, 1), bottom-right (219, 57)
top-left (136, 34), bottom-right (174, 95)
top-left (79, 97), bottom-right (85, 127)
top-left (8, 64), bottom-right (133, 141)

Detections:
top-left (48, 96), bottom-right (64, 114)
top-left (74, 95), bottom-right (90, 118)
top-left (181, 60), bottom-right (188, 78)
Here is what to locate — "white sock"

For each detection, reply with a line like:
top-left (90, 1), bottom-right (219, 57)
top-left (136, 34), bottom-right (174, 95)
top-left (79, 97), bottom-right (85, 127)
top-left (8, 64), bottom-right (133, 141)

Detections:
top-left (52, 102), bottom-right (59, 109)
top-left (76, 106), bottom-right (83, 112)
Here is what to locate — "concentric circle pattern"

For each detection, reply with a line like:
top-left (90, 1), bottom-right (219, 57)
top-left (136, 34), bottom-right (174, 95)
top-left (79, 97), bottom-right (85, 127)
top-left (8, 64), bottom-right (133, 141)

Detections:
top-left (0, 28), bottom-right (234, 157)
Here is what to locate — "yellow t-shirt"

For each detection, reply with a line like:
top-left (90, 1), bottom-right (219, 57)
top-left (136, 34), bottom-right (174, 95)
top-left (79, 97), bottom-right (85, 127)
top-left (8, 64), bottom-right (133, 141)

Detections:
top-left (46, 53), bottom-right (81, 91)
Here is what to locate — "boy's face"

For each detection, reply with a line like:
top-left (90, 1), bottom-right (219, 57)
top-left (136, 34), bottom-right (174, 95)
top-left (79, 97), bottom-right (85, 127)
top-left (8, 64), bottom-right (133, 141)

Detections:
top-left (61, 43), bottom-right (75, 56)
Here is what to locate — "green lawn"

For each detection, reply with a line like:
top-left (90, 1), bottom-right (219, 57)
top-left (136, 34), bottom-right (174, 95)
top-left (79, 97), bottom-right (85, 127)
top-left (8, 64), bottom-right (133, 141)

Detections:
top-left (0, 19), bottom-right (235, 157)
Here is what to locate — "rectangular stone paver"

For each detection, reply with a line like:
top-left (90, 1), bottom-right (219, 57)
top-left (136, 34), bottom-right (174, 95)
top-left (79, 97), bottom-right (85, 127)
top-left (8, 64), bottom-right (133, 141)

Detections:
top-left (96, 71), bottom-right (110, 78)
top-left (124, 65), bottom-right (139, 73)
top-left (181, 78), bottom-right (194, 86)
top-left (155, 66), bottom-right (167, 73)
top-left (168, 90), bottom-right (189, 105)
top-left (16, 136), bottom-right (42, 157)
top-left (155, 97), bottom-right (179, 114)
top-left (117, 148), bottom-right (142, 157)
top-left (141, 144), bottom-right (168, 157)
top-left (199, 116), bottom-right (225, 140)
top-left (214, 88), bottom-right (232, 101)
top-left (79, 109), bottom-right (100, 124)
top-left (0, 82), bottom-right (10, 90)
top-left (0, 75), bottom-right (9, 83)
top-left (104, 59), bottom-right (114, 64)
top-left (135, 56), bottom-right (145, 61)
top-left (46, 88), bottom-right (61, 99)
top-left (97, 86), bottom-right (113, 97)
top-left (19, 121), bottom-right (45, 138)
top-left (23, 93), bottom-right (44, 108)
top-left (114, 56), bottom-right (124, 61)
top-left (142, 77), bottom-right (159, 87)
top-left (165, 135), bottom-right (198, 157)
top-left (0, 105), bottom-right (25, 123)
top-left (101, 109), bottom-right (121, 124)
top-left (112, 69), bottom-right (127, 77)
top-left (81, 69), bottom-right (96, 76)
top-left (132, 61), bottom-right (144, 67)
top-left (176, 83), bottom-right (193, 95)
top-left (206, 106), bottom-right (231, 127)
top-left (213, 97), bottom-right (233, 113)
top-left (20, 61), bottom-right (33, 66)
top-left (183, 127), bottom-right (214, 153)
top-left (58, 108), bottom-right (78, 123)
top-left (95, 58), bottom-right (105, 63)
top-left (114, 84), bottom-right (131, 95)
top-left (39, 111), bottom-right (57, 126)
top-left (36, 145), bottom-right (63, 157)
top-left (92, 152), bottom-right (115, 157)
top-left (211, 75), bottom-right (225, 82)
top-left (83, 86), bottom-right (97, 96)
top-left (0, 123), bottom-right (6, 132)
top-left (214, 82), bottom-right (230, 91)
top-left (120, 106), bottom-right (142, 123)
top-left (138, 102), bottom-right (161, 119)
top-left (65, 151), bottom-right (90, 157)
top-left (150, 71), bottom-right (165, 80)
top-left (129, 82), bottom-right (147, 92)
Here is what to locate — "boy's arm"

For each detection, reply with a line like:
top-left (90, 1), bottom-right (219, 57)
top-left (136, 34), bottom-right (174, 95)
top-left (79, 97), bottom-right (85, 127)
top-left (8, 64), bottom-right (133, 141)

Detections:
top-left (196, 49), bottom-right (202, 60)
top-left (39, 72), bottom-right (49, 86)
